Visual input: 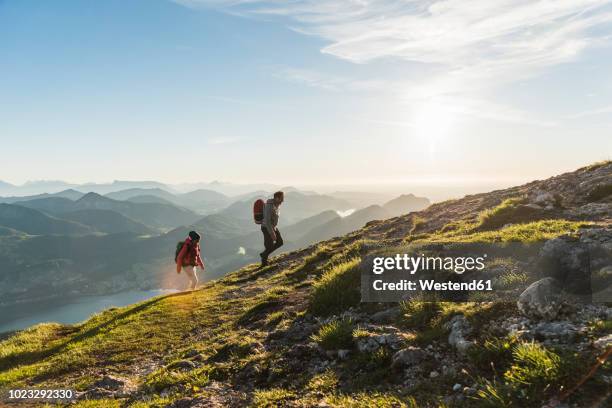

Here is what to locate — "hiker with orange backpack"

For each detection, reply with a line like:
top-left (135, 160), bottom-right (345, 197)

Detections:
top-left (175, 231), bottom-right (204, 290)
top-left (254, 191), bottom-right (284, 267)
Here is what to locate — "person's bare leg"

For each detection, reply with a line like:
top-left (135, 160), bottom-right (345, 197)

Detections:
top-left (184, 266), bottom-right (198, 290)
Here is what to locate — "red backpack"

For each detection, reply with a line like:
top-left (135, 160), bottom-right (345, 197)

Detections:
top-left (253, 199), bottom-right (265, 224)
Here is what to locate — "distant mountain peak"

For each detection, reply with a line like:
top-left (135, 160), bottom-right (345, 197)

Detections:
top-left (77, 192), bottom-right (108, 202)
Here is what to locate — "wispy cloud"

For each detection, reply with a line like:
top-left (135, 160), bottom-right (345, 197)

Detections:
top-left (274, 67), bottom-right (392, 92)
top-left (173, 1), bottom-right (612, 127)
top-left (567, 105), bottom-right (612, 118)
top-left (175, 1), bottom-right (612, 77)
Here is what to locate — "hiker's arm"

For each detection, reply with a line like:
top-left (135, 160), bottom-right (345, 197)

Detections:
top-left (263, 204), bottom-right (277, 241)
top-left (196, 251), bottom-right (204, 269)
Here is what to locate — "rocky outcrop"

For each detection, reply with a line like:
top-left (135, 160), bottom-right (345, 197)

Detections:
top-left (517, 278), bottom-right (565, 320)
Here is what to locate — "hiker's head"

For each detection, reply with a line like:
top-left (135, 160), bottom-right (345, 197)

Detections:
top-left (273, 191), bottom-right (284, 205)
top-left (188, 231), bottom-right (201, 242)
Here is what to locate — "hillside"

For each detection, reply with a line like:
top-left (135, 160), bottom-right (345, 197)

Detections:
top-left (16, 193), bottom-right (201, 231)
top-left (61, 210), bottom-right (158, 235)
top-left (0, 163), bottom-right (610, 407)
top-left (0, 204), bottom-right (93, 235)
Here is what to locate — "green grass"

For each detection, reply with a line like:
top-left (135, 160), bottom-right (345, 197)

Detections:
top-left (409, 215), bottom-right (427, 234)
top-left (311, 318), bottom-right (355, 350)
top-left (143, 365), bottom-right (212, 393)
top-left (252, 388), bottom-right (296, 407)
top-left (308, 258), bottom-right (361, 316)
top-left (306, 369), bottom-right (340, 394)
top-left (477, 197), bottom-right (534, 230)
top-left (468, 335), bottom-right (520, 372)
top-left (580, 160), bottom-right (611, 172)
top-left (399, 297), bottom-right (442, 328)
top-left (504, 342), bottom-right (560, 387)
top-left (326, 392), bottom-right (417, 408)
top-left (237, 286), bottom-right (290, 325)
top-left (474, 342), bottom-right (595, 407)
top-left (0, 288), bottom-right (221, 388)
top-left (412, 219), bottom-right (588, 244)
top-left (498, 270), bottom-right (529, 289)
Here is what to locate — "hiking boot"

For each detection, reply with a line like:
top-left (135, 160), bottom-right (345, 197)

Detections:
top-left (260, 252), bottom-right (268, 267)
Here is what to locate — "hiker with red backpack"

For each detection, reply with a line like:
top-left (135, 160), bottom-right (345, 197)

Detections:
top-left (254, 191), bottom-right (284, 267)
top-left (175, 231), bottom-right (204, 290)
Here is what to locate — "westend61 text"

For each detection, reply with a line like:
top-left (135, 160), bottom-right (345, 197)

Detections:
top-left (372, 279), bottom-right (493, 291)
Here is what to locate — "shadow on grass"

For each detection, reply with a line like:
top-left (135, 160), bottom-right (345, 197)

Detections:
top-left (0, 290), bottom-right (196, 373)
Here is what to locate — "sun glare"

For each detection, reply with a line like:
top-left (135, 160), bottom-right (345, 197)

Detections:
top-left (412, 100), bottom-right (456, 155)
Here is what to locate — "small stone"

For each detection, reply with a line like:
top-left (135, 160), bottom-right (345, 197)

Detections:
top-left (453, 383), bottom-right (462, 392)
top-left (594, 334), bottom-right (612, 350)
top-left (92, 375), bottom-right (125, 391)
top-left (391, 347), bottom-right (427, 368)
top-left (517, 277), bottom-right (564, 320)
top-left (429, 370), bottom-right (439, 378)
top-left (337, 349), bottom-right (350, 360)
top-left (370, 307), bottom-right (401, 323)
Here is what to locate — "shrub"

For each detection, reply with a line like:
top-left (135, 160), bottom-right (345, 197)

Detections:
top-left (474, 342), bottom-right (589, 407)
top-left (504, 342), bottom-right (560, 387)
top-left (477, 197), bottom-right (545, 231)
top-left (410, 216), bottom-right (427, 234)
top-left (586, 184), bottom-right (612, 202)
top-left (308, 258), bottom-right (361, 316)
top-left (498, 271), bottom-right (529, 289)
top-left (306, 369), bottom-right (339, 394)
top-left (468, 336), bottom-right (519, 372)
top-left (399, 297), bottom-right (442, 328)
top-left (311, 318), bottom-right (355, 350)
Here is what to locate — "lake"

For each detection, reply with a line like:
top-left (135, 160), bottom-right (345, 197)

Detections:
top-left (0, 289), bottom-right (178, 334)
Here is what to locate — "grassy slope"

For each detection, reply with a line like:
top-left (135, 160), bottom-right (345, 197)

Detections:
top-left (1, 164), bottom-right (611, 407)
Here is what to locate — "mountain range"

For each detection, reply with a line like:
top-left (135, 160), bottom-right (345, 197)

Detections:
top-left (0, 162), bottom-right (609, 407)
top-left (0, 185), bottom-right (431, 308)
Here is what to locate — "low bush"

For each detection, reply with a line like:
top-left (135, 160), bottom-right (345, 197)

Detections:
top-left (311, 318), bottom-right (355, 350)
top-left (477, 197), bottom-right (546, 231)
top-left (308, 258), bottom-right (361, 316)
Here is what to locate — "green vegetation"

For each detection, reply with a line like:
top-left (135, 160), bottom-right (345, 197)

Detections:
top-left (580, 160), bottom-right (611, 172)
top-left (399, 297), bottom-right (442, 328)
top-left (474, 342), bottom-right (594, 407)
top-left (311, 318), bottom-right (355, 350)
top-left (409, 219), bottom-right (588, 243)
top-left (476, 197), bottom-right (544, 230)
top-left (237, 286), bottom-right (290, 325)
top-left (308, 258), bottom-right (361, 316)
top-left (409, 215), bottom-right (426, 234)
top-left (252, 388), bottom-right (296, 407)
top-left (326, 392), bottom-right (417, 408)
top-left (143, 365), bottom-right (212, 393)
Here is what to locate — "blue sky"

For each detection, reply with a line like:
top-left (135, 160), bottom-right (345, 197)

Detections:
top-left (1, 0), bottom-right (611, 189)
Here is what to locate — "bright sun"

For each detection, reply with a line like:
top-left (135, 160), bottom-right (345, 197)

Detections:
top-left (412, 99), bottom-right (456, 154)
